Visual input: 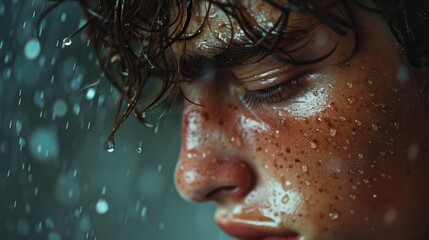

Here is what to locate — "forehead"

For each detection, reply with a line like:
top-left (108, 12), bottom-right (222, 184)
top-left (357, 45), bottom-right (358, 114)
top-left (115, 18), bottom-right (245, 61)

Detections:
top-left (171, 0), bottom-right (344, 59)
top-left (173, 0), bottom-right (282, 52)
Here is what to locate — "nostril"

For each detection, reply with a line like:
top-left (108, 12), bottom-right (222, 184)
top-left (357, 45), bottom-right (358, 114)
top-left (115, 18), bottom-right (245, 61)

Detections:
top-left (175, 159), bottom-right (256, 203)
top-left (206, 186), bottom-right (240, 200)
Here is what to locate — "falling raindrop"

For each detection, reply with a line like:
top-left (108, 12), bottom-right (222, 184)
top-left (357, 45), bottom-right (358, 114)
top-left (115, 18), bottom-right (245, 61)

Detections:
top-left (136, 147), bottom-right (142, 154)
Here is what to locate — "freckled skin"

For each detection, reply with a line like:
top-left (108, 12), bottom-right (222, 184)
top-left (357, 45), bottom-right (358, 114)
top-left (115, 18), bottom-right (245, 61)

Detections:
top-left (174, 1), bottom-right (429, 239)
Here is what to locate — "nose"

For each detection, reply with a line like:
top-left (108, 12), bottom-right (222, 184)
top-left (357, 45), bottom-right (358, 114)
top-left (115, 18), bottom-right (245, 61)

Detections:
top-left (175, 153), bottom-right (256, 202)
top-left (175, 80), bottom-right (256, 203)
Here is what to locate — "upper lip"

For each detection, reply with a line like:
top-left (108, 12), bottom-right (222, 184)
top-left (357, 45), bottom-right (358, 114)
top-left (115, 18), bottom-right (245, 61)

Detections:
top-left (216, 216), bottom-right (300, 240)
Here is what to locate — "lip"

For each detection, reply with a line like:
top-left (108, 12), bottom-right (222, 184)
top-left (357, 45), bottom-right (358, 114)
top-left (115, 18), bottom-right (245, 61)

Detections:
top-left (216, 216), bottom-right (300, 240)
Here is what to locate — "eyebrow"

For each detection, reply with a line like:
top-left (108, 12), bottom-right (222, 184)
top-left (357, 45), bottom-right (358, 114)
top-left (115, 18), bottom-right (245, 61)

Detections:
top-left (177, 13), bottom-right (324, 71)
top-left (182, 44), bottom-right (266, 68)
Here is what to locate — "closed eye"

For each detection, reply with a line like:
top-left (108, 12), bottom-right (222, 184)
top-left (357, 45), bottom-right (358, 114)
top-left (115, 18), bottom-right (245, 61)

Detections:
top-left (241, 76), bottom-right (307, 108)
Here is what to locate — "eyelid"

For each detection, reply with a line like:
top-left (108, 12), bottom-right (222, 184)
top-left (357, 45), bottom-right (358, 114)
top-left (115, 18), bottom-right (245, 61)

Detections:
top-left (241, 73), bottom-right (308, 108)
top-left (238, 63), bottom-right (305, 91)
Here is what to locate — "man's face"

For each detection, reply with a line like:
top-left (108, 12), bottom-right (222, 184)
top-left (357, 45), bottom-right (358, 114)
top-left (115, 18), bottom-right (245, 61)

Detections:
top-left (171, 1), bottom-right (429, 239)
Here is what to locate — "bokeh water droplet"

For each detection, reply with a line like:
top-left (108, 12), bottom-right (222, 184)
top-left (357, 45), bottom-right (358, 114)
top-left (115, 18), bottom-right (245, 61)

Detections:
top-left (29, 128), bottom-right (60, 162)
top-left (24, 39), bottom-right (41, 60)
top-left (95, 199), bottom-right (109, 214)
top-left (48, 232), bottom-right (61, 240)
top-left (52, 99), bottom-right (68, 117)
top-left (85, 88), bottom-right (96, 100)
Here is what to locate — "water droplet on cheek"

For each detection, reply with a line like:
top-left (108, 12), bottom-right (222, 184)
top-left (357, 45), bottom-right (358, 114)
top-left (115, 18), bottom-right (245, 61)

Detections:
top-left (310, 141), bottom-right (317, 149)
top-left (346, 82), bottom-right (353, 88)
top-left (301, 165), bottom-right (308, 173)
top-left (347, 97), bottom-right (355, 104)
top-left (329, 211), bottom-right (339, 220)
top-left (281, 194), bottom-right (290, 204)
top-left (329, 128), bottom-right (337, 137)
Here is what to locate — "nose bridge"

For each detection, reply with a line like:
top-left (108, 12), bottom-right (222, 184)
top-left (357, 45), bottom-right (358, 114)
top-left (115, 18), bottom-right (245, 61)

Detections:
top-left (181, 70), bottom-right (240, 152)
top-left (175, 81), bottom-right (257, 203)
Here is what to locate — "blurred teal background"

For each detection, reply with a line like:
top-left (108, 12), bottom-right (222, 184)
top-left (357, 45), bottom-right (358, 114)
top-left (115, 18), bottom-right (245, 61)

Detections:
top-left (0, 0), bottom-right (233, 239)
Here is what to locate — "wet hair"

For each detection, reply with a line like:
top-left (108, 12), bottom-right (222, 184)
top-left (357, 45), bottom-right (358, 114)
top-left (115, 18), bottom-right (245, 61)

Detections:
top-left (41, 0), bottom-right (429, 148)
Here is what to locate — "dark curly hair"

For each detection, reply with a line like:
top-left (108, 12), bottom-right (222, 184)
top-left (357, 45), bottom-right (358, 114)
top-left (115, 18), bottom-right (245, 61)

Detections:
top-left (41, 0), bottom-right (429, 149)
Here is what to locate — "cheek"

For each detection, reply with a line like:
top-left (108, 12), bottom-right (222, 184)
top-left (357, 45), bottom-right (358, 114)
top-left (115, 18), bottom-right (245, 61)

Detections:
top-left (247, 63), bottom-right (424, 228)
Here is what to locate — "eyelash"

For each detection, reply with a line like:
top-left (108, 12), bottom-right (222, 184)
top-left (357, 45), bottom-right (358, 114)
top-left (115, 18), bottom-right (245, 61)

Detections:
top-left (242, 77), bottom-right (306, 108)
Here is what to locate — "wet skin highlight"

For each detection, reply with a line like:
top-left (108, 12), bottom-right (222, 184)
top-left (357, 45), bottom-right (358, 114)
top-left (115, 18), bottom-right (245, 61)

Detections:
top-left (173, 1), bottom-right (429, 239)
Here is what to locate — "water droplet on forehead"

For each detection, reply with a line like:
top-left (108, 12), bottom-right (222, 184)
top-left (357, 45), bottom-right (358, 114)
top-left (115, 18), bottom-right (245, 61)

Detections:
top-left (62, 37), bottom-right (72, 46)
